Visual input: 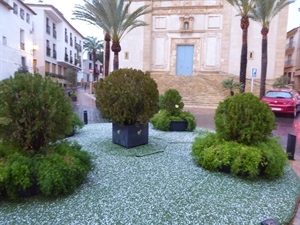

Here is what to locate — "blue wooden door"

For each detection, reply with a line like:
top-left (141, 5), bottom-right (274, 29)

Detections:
top-left (176, 45), bottom-right (194, 76)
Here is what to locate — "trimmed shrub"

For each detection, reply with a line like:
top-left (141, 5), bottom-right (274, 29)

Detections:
top-left (151, 89), bottom-right (196, 131)
top-left (0, 73), bottom-right (74, 152)
top-left (191, 133), bottom-right (287, 179)
top-left (95, 68), bottom-right (159, 125)
top-left (0, 141), bottom-right (91, 199)
top-left (37, 141), bottom-right (92, 197)
top-left (214, 93), bottom-right (276, 145)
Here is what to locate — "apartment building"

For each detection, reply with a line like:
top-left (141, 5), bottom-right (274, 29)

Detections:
top-left (0, 0), bottom-right (36, 79)
top-left (26, 3), bottom-right (84, 86)
top-left (114, 0), bottom-right (288, 82)
top-left (284, 26), bottom-right (300, 90)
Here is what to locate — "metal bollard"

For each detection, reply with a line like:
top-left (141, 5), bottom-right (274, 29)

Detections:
top-left (286, 133), bottom-right (296, 160)
top-left (83, 110), bottom-right (88, 124)
top-left (261, 219), bottom-right (278, 225)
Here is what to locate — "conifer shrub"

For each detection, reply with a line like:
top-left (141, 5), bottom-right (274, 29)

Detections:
top-left (151, 89), bottom-right (196, 131)
top-left (214, 93), bottom-right (276, 145)
top-left (0, 73), bottom-right (74, 151)
top-left (95, 68), bottom-right (159, 125)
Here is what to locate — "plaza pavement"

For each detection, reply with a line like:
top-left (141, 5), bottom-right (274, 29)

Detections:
top-left (74, 86), bottom-right (300, 225)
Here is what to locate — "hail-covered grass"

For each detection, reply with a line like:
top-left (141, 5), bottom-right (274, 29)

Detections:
top-left (0, 123), bottom-right (299, 225)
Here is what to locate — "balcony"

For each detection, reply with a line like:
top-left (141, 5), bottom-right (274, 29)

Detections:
top-left (75, 43), bottom-right (82, 52)
top-left (285, 59), bottom-right (293, 68)
top-left (286, 42), bottom-right (295, 49)
top-left (20, 42), bottom-right (25, 50)
top-left (46, 47), bottom-right (51, 56)
top-left (53, 50), bottom-right (57, 59)
top-left (46, 25), bottom-right (51, 34)
top-left (53, 29), bottom-right (57, 38)
top-left (64, 54), bottom-right (69, 62)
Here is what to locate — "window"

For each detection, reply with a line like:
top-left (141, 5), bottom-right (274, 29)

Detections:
top-left (53, 44), bottom-right (56, 59)
top-left (2, 36), bottom-right (7, 46)
top-left (70, 33), bottom-right (73, 46)
top-left (46, 18), bottom-right (50, 34)
top-left (26, 13), bottom-right (30, 23)
top-left (53, 23), bottom-right (56, 38)
top-left (21, 57), bottom-right (26, 68)
top-left (20, 29), bottom-right (24, 50)
top-left (46, 40), bottom-right (51, 56)
top-left (65, 28), bottom-right (68, 43)
top-left (89, 63), bottom-right (92, 69)
top-left (20, 8), bottom-right (24, 20)
top-left (13, 3), bottom-right (18, 15)
top-left (124, 52), bottom-right (129, 60)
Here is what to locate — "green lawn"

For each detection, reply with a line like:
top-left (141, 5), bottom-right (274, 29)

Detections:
top-left (0, 123), bottom-right (299, 225)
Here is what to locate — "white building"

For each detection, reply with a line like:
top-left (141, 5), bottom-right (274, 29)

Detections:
top-left (26, 3), bottom-right (84, 86)
top-left (0, 0), bottom-right (36, 79)
top-left (111, 0), bottom-right (288, 82)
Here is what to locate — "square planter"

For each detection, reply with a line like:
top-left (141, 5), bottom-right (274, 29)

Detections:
top-left (112, 123), bottom-right (149, 148)
top-left (169, 121), bottom-right (187, 131)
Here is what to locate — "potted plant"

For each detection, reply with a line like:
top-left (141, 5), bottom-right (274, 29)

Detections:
top-left (95, 68), bottom-right (159, 148)
top-left (151, 89), bottom-right (196, 131)
top-left (65, 112), bottom-right (85, 137)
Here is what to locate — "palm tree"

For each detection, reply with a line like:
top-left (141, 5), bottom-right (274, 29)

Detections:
top-left (226, 0), bottom-right (255, 93)
top-left (222, 78), bottom-right (243, 96)
top-left (83, 36), bottom-right (103, 81)
top-left (73, 0), bottom-right (151, 72)
top-left (250, 0), bottom-right (294, 98)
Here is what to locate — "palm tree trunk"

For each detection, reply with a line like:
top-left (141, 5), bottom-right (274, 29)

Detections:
top-left (260, 28), bottom-right (269, 99)
top-left (111, 41), bottom-right (121, 71)
top-left (104, 33), bottom-right (110, 77)
top-left (239, 16), bottom-right (249, 93)
top-left (93, 50), bottom-right (97, 81)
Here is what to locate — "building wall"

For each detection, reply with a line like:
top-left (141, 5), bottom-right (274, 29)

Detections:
top-left (115, 0), bottom-right (289, 81)
top-left (0, 0), bottom-right (35, 79)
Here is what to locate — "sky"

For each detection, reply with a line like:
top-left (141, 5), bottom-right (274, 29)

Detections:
top-left (25, 0), bottom-right (300, 39)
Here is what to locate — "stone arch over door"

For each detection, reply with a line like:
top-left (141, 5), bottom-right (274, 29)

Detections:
top-left (170, 38), bottom-right (201, 76)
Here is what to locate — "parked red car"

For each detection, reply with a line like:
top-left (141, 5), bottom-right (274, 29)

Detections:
top-left (261, 89), bottom-right (300, 117)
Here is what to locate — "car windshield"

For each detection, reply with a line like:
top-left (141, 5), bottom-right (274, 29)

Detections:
top-left (265, 91), bottom-right (292, 99)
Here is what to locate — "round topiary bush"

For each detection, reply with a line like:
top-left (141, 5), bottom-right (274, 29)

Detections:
top-left (151, 89), bottom-right (196, 131)
top-left (0, 73), bottom-right (74, 151)
top-left (95, 68), bottom-right (159, 125)
top-left (214, 93), bottom-right (276, 145)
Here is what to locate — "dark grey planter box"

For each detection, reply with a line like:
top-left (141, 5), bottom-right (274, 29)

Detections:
top-left (169, 121), bottom-right (187, 131)
top-left (112, 123), bottom-right (149, 148)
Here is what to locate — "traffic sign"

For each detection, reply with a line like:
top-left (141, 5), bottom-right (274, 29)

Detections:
top-left (251, 68), bottom-right (257, 78)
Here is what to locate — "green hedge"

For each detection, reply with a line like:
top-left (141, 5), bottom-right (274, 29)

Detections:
top-left (191, 133), bottom-right (287, 179)
top-left (0, 141), bottom-right (92, 199)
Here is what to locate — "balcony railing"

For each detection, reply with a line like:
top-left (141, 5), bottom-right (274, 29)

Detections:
top-left (53, 29), bottom-right (57, 38)
top-left (46, 25), bottom-right (51, 34)
top-left (286, 42), bottom-right (294, 49)
top-left (46, 47), bottom-right (51, 56)
top-left (53, 50), bottom-right (57, 59)
top-left (20, 42), bottom-right (25, 50)
top-left (45, 72), bottom-right (64, 79)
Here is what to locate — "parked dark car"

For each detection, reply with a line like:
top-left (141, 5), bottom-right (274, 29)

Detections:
top-left (261, 89), bottom-right (300, 117)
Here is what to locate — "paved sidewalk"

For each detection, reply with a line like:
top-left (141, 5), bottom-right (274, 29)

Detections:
top-left (74, 86), bottom-right (300, 225)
